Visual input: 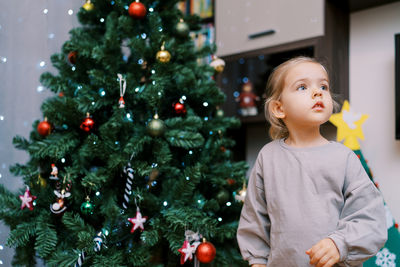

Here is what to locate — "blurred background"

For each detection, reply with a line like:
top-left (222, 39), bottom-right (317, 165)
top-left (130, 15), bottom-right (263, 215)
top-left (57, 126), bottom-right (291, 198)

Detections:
top-left (1, 0), bottom-right (400, 265)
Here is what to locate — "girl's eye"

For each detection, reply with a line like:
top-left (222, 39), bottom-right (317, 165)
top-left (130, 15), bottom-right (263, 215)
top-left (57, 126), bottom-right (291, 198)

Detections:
top-left (321, 85), bottom-right (329, 91)
top-left (297, 85), bottom-right (306, 91)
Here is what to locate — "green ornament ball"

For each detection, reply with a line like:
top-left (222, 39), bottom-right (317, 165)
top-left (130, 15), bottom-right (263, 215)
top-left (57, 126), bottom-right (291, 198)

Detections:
top-left (176, 20), bottom-right (189, 37)
top-left (80, 199), bottom-right (94, 215)
top-left (147, 117), bottom-right (165, 137)
top-left (216, 189), bottom-right (230, 204)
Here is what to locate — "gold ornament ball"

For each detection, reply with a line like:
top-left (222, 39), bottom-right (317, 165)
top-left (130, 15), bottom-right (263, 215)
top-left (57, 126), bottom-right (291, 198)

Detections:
top-left (210, 58), bottom-right (225, 73)
top-left (82, 1), bottom-right (94, 11)
top-left (37, 176), bottom-right (47, 188)
top-left (176, 20), bottom-right (189, 37)
top-left (156, 50), bottom-right (171, 63)
top-left (147, 118), bottom-right (166, 137)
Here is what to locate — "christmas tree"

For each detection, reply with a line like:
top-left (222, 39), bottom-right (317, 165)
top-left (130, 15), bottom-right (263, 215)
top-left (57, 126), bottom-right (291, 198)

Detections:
top-left (0, 0), bottom-right (247, 266)
top-left (330, 100), bottom-right (400, 267)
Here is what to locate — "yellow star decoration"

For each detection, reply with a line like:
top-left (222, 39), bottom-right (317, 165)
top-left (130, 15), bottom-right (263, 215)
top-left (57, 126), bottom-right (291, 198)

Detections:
top-left (329, 100), bottom-right (369, 150)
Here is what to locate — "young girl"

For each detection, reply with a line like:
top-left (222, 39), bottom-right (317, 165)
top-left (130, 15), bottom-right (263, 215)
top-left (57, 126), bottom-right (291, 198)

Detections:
top-left (237, 57), bottom-right (387, 267)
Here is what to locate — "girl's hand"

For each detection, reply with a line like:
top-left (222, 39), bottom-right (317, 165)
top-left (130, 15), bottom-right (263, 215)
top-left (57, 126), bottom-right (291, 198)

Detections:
top-left (306, 238), bottom-right (340, 267)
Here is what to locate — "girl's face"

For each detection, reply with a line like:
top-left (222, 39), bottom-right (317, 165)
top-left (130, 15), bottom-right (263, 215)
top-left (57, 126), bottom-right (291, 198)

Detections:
top-left (278, 62), bottom-right (333, 128)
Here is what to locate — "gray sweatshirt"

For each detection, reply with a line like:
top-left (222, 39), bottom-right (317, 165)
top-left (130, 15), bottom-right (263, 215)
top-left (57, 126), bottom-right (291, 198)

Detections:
top-left (237, 139), bottom-right (387, 266)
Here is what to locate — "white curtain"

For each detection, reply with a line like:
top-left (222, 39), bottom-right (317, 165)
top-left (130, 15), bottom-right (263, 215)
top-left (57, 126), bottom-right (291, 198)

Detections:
top-left (0, 1), bottom-right (81, 265)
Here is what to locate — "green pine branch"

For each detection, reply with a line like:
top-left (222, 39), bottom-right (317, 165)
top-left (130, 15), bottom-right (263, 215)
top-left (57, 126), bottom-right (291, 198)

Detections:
top-left (165, 130), bottom-right (204, 149)
top-left (6, 222), bottom-right (36, 248)
top-left (34, 219), bottom-right (57, 258)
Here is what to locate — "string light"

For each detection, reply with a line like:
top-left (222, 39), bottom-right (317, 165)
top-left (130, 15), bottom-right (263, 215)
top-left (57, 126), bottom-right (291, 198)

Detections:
top-left (100, 18), bottom-right (105, 23)
top-left (48, 33), bottom-right (55, 39)
top-left (99, 88), bottom-right (106, 96)
top-left (37, 85), bottom-right (44, 92)
top-left (0, 116), bottom-right (4, 120)
top-left (149, 7), bottom-right (154, 12)
top-left (39, 61), bottom-right (46, 67)
top-left (1, 57), bottom-right (7, 63)
top-left (68, 9), bottom-right (74, 15)
top-left (61, 158), bottom-right (66, 163)
top-left (43, 8), bottom-right (49, 14)
top-left (203, 102), bottom-right (209, 107)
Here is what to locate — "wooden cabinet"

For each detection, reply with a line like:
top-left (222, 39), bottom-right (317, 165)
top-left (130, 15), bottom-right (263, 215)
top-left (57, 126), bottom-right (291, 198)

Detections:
top-left (215, 0), bottom-right (325, 57)
top-left (216, 0), bottom-right (349, 160)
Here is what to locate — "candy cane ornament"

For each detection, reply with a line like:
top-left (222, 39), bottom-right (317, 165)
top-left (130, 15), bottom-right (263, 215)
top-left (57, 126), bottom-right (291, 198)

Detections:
top-left (122, 163), bottom-right (134, 209)
top-left (74, 251), bottom-right (85, 267)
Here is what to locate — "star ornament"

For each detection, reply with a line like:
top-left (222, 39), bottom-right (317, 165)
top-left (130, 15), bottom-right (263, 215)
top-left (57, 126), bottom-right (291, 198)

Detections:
top-left (128, 209), bottom-right (147, 233)
top-left (19, 187), bottom-right (37, 211)
top-left (329, 100), bottom-right (369, 150)
top-left (178, 239), bottom-right (196, 264)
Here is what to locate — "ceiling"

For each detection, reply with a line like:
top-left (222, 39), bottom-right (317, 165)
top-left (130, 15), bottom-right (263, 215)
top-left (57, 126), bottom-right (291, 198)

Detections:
top-left (348, 0), bottom-right (400, 12)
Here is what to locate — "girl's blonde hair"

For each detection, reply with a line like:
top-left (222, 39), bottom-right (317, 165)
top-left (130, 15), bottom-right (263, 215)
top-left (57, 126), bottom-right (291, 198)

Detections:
top-left (264, 56), bottom-right (337, 140)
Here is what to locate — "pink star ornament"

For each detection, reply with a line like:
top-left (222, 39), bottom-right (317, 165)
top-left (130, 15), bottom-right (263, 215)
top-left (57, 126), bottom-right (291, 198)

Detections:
top-left (178, 239), bottom-right (196, 264)
top-left (19, 187), bottom-right (37, 211)
top-left (128, 208), bottom-right (147, 233)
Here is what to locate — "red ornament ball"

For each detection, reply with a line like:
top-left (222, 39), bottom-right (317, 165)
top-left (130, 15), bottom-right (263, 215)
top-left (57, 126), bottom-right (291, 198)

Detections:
top-left (128, 1), bottom-right (147, 19)
top-left (196, 239), bottom-right (216, 263)
top-left (37, 118), bottom-right (51, 136)
top-left (173, 102), bottom-right (186, 115)
top-left (67, 51), bottom-right (77, 65)
top-left (80, 114), bottom-right (94, 132)
top-left (226, 178), bottom-right (236, 185)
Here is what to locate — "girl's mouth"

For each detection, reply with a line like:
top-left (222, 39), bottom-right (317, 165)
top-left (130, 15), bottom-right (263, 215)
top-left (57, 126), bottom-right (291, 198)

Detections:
top-left (312, 101), bottom-right (325, 109)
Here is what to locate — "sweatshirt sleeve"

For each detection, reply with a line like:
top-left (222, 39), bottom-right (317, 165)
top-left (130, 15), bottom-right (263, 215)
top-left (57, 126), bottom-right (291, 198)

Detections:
top-left (237, 154), bottom-right (271, 265)
top-left (328, 151), bottom-right (387, 266)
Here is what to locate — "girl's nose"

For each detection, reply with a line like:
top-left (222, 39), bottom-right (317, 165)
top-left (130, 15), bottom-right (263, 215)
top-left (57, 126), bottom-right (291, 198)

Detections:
top-left (312, 89), bottom-right (322, 99)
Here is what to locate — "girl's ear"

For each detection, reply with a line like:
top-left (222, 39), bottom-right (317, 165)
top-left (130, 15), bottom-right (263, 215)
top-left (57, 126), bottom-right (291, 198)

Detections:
top-left (270, 100), bottom-right (285, 119)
